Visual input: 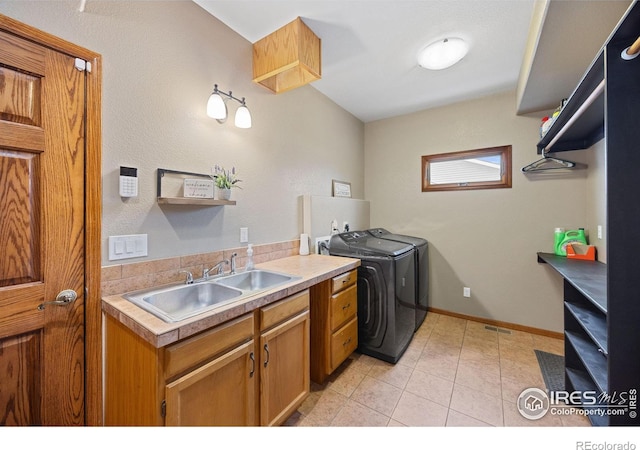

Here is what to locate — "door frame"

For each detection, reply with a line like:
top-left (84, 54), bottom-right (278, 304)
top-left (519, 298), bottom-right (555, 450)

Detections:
top-left (0, 14), bottom-right (103, 425)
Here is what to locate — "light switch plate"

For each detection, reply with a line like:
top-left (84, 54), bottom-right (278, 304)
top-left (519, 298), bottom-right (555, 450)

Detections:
top-left (109, 234), bottom-right (148, 260)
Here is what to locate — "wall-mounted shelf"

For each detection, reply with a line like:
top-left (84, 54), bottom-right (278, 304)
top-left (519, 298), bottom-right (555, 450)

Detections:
top-left (156, 168), bottom-right (236, 206)
top-left (536, 52), bottom-right (605, 154)
top-left (157, 197), bottom-right (235, 206)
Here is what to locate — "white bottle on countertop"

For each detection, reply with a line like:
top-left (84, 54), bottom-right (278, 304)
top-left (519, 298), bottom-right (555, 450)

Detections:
top-left (246, 244), bottom-right (255, 270)
top-left (299, 234), bottom-right (310, 256)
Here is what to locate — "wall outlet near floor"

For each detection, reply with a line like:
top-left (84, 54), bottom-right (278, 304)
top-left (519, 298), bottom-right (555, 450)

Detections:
top-left (463, 287), bottom-right (471, 298)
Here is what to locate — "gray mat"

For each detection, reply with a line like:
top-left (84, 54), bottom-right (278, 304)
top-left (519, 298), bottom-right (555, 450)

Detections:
top-left (534, 350), bottom-right (565, 392)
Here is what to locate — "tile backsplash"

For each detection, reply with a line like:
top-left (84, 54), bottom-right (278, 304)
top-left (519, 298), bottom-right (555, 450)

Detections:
top-left (101, 239), bottom-right (300, 297)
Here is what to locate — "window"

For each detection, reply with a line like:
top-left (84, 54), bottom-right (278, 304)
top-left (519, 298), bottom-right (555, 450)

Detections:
top-left (421, 145), bottom-right (512, 192)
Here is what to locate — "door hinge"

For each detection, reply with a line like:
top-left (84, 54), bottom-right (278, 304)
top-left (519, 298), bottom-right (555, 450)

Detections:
top-left (74, 58), bottom-right (92, 73)
top-left (161, 399), bottom-right (166, 418)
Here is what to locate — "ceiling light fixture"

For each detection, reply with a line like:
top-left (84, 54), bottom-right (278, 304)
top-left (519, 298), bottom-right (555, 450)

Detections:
top-left (206, 84), bottom-right (252, 129)
top-left (417, 37), bottom-right (469, 70)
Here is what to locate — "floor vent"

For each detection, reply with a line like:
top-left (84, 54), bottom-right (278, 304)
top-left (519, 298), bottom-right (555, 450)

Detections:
top-left (484, 325), bottom-right (512, 334)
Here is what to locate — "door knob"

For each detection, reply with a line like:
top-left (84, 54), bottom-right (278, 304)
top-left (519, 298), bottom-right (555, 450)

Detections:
top-left (38, 289), bottom-right (78, 310)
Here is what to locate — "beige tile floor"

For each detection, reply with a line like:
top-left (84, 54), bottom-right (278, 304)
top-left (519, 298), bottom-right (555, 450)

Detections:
top-left (286, 311), bottom-right (591, 427)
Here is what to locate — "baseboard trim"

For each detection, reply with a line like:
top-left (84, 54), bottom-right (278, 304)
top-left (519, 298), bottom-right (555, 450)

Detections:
top-left (427, 307), bottom-right (564, 340)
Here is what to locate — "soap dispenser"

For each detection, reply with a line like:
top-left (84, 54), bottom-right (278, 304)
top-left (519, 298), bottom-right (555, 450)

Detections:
top-left (246, 244), bottom-right (255, 270)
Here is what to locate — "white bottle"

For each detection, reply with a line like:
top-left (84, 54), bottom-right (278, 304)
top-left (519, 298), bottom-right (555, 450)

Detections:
top-left (299, 234), bottom-right (310, 256)
top-left (246, 244), bottom-right (255, 270)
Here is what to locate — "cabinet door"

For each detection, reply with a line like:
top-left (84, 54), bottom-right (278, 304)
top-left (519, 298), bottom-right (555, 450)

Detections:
top-left (165, 340), bottom-right (257, 426)
top-left (260, 310), bottom-right (310, 426)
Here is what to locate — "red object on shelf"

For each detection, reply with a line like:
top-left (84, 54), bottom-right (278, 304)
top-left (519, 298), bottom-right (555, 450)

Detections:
top-left (566, 243), bottom-right (596, 261)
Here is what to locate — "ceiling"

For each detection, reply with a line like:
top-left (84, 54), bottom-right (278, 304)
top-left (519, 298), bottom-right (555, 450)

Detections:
top-left (193, 0), bottom-right (632, 123)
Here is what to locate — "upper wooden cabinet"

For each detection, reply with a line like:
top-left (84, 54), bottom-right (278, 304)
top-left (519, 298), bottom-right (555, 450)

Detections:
top-left (252, 17), bottom-right (321, 94)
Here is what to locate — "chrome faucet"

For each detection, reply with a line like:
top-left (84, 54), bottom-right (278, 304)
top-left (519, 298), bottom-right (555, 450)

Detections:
top-left (203, 259), bottom-right (229, 279)
top-left (179, 270), bottom-right (194, 284)
top-left (230, 252), bottom-right (237, 274)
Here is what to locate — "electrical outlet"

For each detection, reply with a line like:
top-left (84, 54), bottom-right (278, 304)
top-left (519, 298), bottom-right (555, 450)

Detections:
top-left (240, 227), bottom-right (248, 243)
top-left (597, 225), bottom-right (603, 240)
top-left (463, 287), bottom-right (471, 298)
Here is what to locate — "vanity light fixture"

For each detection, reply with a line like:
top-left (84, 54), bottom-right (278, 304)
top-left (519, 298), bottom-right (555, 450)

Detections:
top-left (206, 84), bottom-right (252, 129)
top-left (417, 37), bottom-right (469, 70)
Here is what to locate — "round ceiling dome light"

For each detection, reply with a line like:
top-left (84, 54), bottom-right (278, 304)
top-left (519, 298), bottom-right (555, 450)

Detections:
top-left (417, 37), bottom-right (469, 70)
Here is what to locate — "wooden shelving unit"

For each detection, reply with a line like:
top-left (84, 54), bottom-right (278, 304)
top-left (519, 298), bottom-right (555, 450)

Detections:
top-left (535, 1), bottom-right (640, 427)
top-left (156, 168), bottom-right (236, 206)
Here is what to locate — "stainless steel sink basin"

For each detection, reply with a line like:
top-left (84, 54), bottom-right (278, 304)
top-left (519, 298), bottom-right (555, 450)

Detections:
top-left (123, 282), bottom-right (244, 323)
top-left (214, 269), bottom-right (300, 292)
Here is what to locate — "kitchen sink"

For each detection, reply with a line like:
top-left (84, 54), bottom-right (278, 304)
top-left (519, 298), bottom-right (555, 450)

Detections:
top-left (214, 269), bottom-right (300, 292)
top-left (123, 282), bottom-right (244, 323)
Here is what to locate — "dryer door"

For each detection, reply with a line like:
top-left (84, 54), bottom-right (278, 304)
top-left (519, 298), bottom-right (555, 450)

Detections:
top-left (356, 260), bottom-right (387, 350)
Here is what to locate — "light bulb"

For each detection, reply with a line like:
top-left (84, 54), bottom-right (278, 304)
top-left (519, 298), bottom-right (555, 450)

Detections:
top-left (206, 93), bottom-right (227, 120)
top-left (235, 105), bottom-right (252, 129)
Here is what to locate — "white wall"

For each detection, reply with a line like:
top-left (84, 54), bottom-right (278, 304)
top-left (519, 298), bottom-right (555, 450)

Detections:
top-left (364, 90), bottom-right (597, 333)
top-left (0, 1), bottom-right (364, 266)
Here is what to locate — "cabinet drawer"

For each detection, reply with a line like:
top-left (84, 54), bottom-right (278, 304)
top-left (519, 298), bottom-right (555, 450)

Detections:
top-left (260, 289), bottom-right (309, 331)
top-left (330, 316), bottom-right (358, 371)
top-left (331, 270), bottom-right (356, 294)
top-left (330, 284), bottom-right (357, 330)
top-left (164, 313), bottom-right (254, 380)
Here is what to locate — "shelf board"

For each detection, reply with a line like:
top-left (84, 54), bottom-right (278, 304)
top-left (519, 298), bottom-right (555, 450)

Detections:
top-left (565, 330), bottom-right (608, 393)
top-left (565, 302), bottom-right (608, 355)
top-left (157, 197), bottom-right (236, 206)
top-left (565, 368), bottom-right (609, 426)
top-left (537, 253), bottom-right (607, 313)
top-left (537, 52), bottom-right (605, 154)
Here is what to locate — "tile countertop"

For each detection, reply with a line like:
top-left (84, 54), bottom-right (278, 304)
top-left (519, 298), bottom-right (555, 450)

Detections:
top-left (102, 254), bottom-right (361, 348)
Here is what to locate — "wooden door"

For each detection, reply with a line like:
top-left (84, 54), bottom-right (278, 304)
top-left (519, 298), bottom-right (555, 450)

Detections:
top-left (0, 29), bottom-right (86, 425)
top-left (165, 340), bottom-right (257, 426)
top-left (259, 310), bottom-right (310, 426)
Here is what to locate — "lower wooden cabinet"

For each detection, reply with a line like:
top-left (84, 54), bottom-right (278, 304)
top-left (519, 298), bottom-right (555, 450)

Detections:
top-left (310, 269), bottom-right (358, 384)
top-left (104, 289), bottom-right (310, 426)
top-left (165, 340), bottom-right (256, 426)
top-left (258, 290), bottom-right (310, 426)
